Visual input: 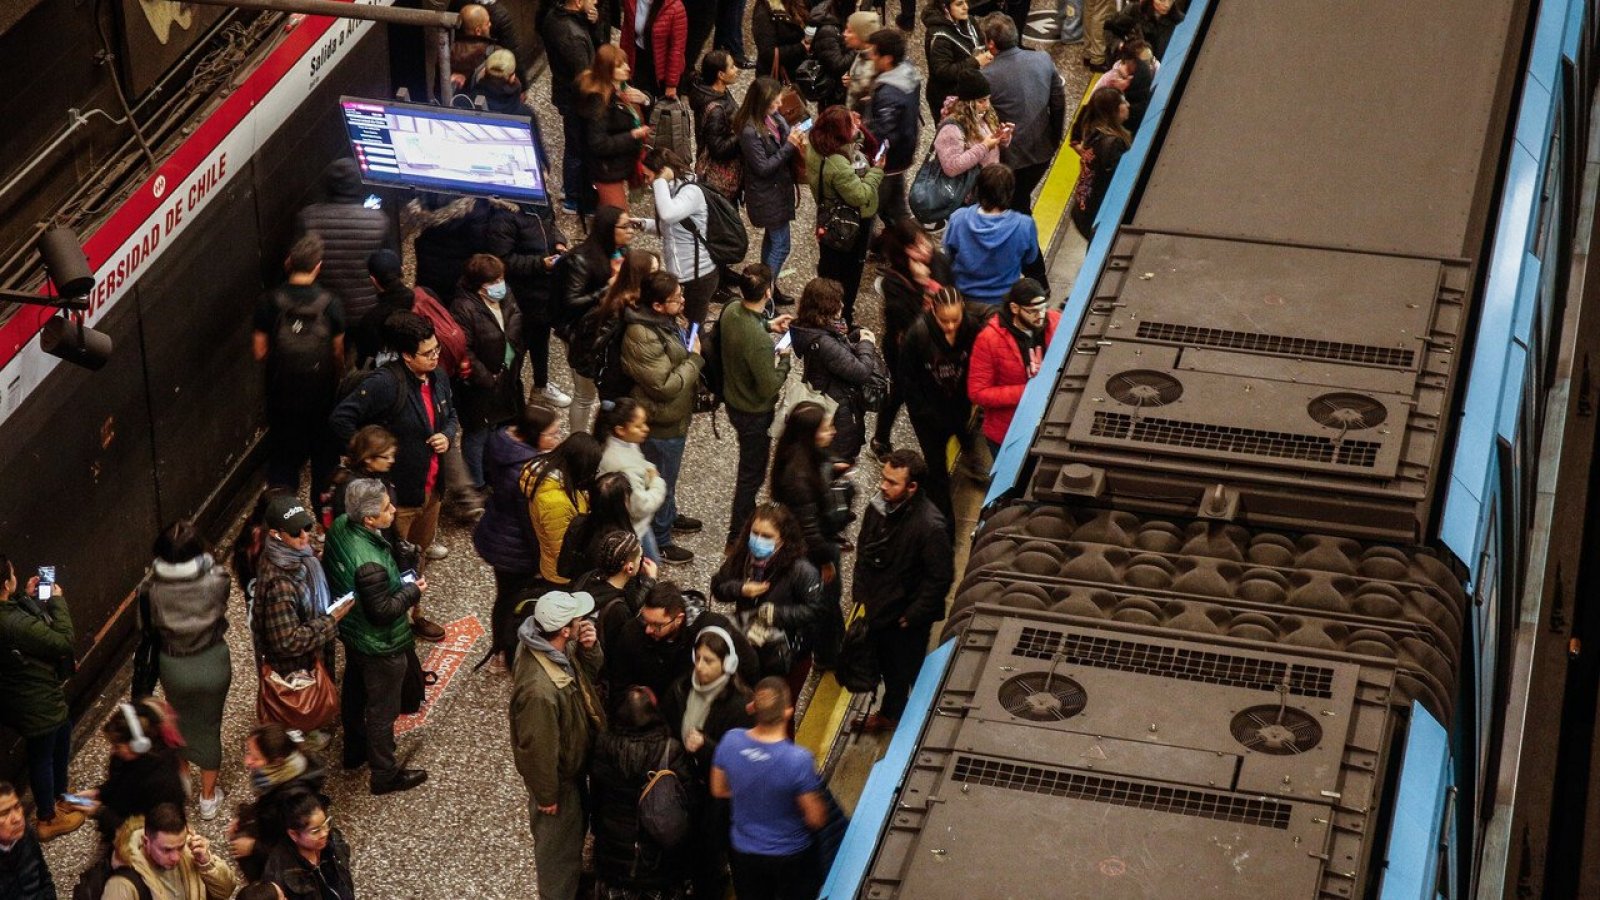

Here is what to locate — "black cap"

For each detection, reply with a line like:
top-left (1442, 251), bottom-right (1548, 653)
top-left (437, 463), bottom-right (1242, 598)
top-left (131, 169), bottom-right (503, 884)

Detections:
top-left (1006, 278), bottom-right (1048, 308)
top-left (955, 70), bottom-right (991, 102)
top-left (264, 494), bottom-right (316, 537)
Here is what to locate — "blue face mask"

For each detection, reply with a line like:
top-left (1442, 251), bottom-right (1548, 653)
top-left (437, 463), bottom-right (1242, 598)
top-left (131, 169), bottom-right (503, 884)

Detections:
top-left (485, 281), bottom-right (508, 301)
top-left (748, 534), bottom-right (778, 560)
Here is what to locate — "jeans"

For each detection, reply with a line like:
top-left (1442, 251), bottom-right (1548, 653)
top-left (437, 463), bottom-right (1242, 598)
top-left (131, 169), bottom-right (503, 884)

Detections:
top-left (643, 435), bottom-right (687, 547)
top-left (872, 622), bottom-right (931, 721)
top-left (640, 527), bottom-right (661, 563)
top-left (340, 647), bottom-right (408, 785)
top-left (461, 426), bottom-right (490, 488)
top-left (715, 0), bottom-right (747, 57)
top-left (725, 407), bottom-right (775, 544)
top-left (25, 720), bottom-right (71, 821)
top-left (729, 846), bottom-right (823, 900)
top-left (762, 223), bottom-right (792, 277)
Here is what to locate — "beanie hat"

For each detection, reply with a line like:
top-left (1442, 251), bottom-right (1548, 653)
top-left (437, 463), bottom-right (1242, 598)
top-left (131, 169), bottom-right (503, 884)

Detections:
top-left (847, 10), bottom-right (880, 38)
top-left (955, 69), bottom-right (991, 101)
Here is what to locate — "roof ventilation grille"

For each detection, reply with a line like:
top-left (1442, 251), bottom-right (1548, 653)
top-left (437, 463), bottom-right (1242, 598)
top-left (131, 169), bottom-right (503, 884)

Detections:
top-left (1014, 627), bottom-right (1336, 698)
top-left (1090, 412), bottom-right (1382, 468)
top-left (1106, 370), bottom-right (1184, 408)
top-left (1135, 320), bottom-right (1417, 368)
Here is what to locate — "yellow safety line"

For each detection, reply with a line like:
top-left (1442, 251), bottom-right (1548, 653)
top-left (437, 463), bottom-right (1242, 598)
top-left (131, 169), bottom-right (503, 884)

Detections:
top-left (800, 606), bottom-right (866, 763)
top-left (1032, 82), bottom-right (1099, 253)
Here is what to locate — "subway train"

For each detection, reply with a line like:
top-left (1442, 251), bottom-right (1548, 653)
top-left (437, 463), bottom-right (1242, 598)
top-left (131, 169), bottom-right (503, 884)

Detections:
top-left (824, 0), bottom-right (1600, 897)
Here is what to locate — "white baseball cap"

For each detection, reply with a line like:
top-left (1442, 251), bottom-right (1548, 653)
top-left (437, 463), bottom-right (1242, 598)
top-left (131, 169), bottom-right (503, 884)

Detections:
top-left (533, 590), bottom-right (596, 632)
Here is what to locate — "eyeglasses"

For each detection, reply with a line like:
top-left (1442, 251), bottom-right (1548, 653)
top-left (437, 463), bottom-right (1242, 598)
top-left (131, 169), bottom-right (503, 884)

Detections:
top-left (411, 347), bottom-right (443, 359)
top-left (616, 221), bottom-right (643, 231)
top-left (299, 817), bottom-right (333, 837)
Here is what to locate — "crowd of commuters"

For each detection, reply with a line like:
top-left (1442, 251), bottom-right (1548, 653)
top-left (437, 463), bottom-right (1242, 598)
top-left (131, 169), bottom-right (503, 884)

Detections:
top-left (0, 1), bottom-right (1185, 897)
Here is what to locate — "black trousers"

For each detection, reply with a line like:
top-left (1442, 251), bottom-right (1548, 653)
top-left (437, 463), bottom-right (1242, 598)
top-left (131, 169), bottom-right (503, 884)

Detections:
top-left (266, 406), bottom-right (338, 502)
top-left (681, 0), bottom-right (718, 94)
top-left (1011, 161), bottom-right (1051, 214)
top-left (817, 225), bottom-right (871, 326)
top-left (909, 412), bottom-right (967, 527)
top-left (523, 317), bottom-right (552, 388)
top-left (725, 406), bottom-right (775, 545)
top-left (876, 171), bottom-right (909, 229)
top-left (682, 269), bottom-right (721, 328)
top-left (340, 646), bottom-right (408, 785)
top-left (871, 333), bottom-right (903, 448)
top-left (730, 845), bottom-right (822, 900)
top-left (492, 569), bottom-right (542, 665)
top-left (872, 622), bottom-right (932, 722)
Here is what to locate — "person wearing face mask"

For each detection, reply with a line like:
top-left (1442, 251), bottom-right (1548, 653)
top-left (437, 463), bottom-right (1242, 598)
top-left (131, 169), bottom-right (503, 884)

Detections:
top-left (713, 504), bottom-right (827, 696)
top-left (969, 278), bottom-right (1061, 456)
top-left (899, 288), bottom-right (988, 522)
top-left (662, 627), bottom-right (753, 900)
top-left (450, 253), bottom-right (526, 493)
top-left (850, 450), bottom-right (953, 733)
top-left (474, 404), bottom-right (564, 665)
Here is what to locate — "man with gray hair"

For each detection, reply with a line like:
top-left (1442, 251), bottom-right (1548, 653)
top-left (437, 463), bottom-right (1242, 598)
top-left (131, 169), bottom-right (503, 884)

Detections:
top-left (324, 478), bottom-right (430, 794)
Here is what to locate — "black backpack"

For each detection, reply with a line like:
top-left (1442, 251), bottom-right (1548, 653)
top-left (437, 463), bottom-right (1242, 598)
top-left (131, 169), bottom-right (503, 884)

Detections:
top-left (835, 616), bottom-right (879, 693)
top-left (637, 742), bottom-right (691, 848)
top-left (267, 287), bottom-right (337, 394)
top-left (74, 857), bottom-right (153, 900)
top-left (695, 315), bottom-right (725, 414)
top-left (679, 182), bottom-right (748, 268)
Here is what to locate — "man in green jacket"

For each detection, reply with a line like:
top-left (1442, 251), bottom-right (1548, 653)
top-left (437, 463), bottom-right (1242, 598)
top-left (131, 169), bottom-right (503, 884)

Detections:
top-left (622, 270), bottom-right (707, 565)
top-left (509, 589), bottom-right (605, 900)
top-left (323, 479), bottom-right (429, 795)
top-left (0, 555), bottom-right (85, 841)
top-left (717, 263), bottom-right (794, 551)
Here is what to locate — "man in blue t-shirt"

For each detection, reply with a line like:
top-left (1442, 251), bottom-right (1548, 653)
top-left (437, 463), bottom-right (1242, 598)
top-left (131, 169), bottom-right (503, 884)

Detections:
top-left (711, 676), bottom-right (828, 899)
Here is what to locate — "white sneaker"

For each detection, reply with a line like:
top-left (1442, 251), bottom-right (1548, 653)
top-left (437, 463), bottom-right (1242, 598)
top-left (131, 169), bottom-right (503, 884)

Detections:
top-left (425, 543), bottom-right (450, 561)
top-left (540, 383), bottom-right (573, 408)
top-left (199, 789), bottom-right (225, 821)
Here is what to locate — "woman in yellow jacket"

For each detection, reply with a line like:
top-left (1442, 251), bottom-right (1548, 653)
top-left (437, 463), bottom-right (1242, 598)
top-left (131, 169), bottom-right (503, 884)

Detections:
top-left (521, 433), bottom-right (605, 584)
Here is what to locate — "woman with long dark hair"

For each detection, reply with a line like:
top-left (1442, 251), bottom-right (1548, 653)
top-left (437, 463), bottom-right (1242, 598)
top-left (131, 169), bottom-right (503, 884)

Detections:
top-left (899, 286), bottom-right (988, 522)
top-left (589, 686), bottom-right (693, 897)
top-left (451, 252), bottom-right (526, 490)
top-left (557, 470), bottom-right (637, 581)
top-left (769, 401), bottom-right (851, 616)
top-left (92, 698), bottom-right (190, 845)
top-left (560, 205), bottom-right (640, 431)
top-left (789, 277), bottom-right (881, 464)
top-left (735, 77), bottom-right (804, 297)
top-left (753, 0), bottom-right (809, 79)
top-left (922, 0), bottom-right (989, 117)
top-left (473, 404), bottom-right (562, 664)
top-left (805, 105), bottom-right (884, 324)
top-left (870, 219), bottom-right (955, 459)
top-left (933, 71), bottom-right (1005, 179)
top-left (576, 44), bottom-right (652, 209)
top-left (1069, 87), bottom-right (1133, 240)
top-left (595, 397), bottom-right (669, 561)
top-left (523, 432), bottom-right (604, 584)
top-left (144, 520), bottom-right (232, 820)
top-left (260, 791), bottom-right (356, 900)
top-left (713, 503), bottom-right (827, 694)
top-left (579, 529), bottom-right (658, 653)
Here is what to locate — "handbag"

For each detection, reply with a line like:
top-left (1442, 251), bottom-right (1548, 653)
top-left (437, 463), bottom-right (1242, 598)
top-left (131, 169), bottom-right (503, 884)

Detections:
top-left (909, 122), bottom-right (982, 226)
top-left (811, 158), bottom-right (862, 253)
top-left (695, 147), bottom-right (743, 198)
top-left (130, 583), bottom-right (160, 700)
top-left (257, 659), bottom-right (340, 733)
top-left (770, 50), bottom-right (810, 126)
top-left (401, 646), bottom-right (436, 715)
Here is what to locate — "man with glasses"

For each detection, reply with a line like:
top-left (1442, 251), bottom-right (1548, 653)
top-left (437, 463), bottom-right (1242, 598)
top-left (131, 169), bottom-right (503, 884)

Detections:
top-left (331, 312), bottom-right (458, 643)
top-left (103, 803), bottom-right (236, 900)
top-left (605, 580), bottom-right (751, 707)
top-left (621, 271), bottom-right (707, 565)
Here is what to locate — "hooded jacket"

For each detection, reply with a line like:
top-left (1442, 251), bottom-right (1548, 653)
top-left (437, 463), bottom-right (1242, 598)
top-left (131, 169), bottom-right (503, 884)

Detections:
top-left (472, 427), bottom-right (544, 574)
top-left (968, 307), bottom-right (1061, 444)
top-left (509, 619), bottom-right (606, 805)
top-left (942, 205), bottom-right (1042, 302)
top-left (900, 308), bottom-right (986, 429)
top-left (482, 201), bottom-right (566, 325)
top-left (109, 818), bottom-right (237, 900)
top-left (410, 196), bottom-right (496, 299)
top-left (868, 61), bottom-right (922, 174)
top-left (293, 159), bottom-right (396, 322)
top-left (589, 726), bottom-right (693, 887)
top-left (790, 320), bottom-right (881, 462)
top-left (324, 515), bottom-right (421, 657)
top-left (541, 4), bottom-right (603, 109)
top-left (0, 592), bottom-right (73, 738)
top-left (922, 4), bottom-right (983, 116)
top-left (146, 554), bottom-right (230, 657)
top-left (526, 467), bottom-right (590, 584)
top-left (852, 491), bottom-right (953, 631)
top-left (622, 305), bottom-right (705, 438)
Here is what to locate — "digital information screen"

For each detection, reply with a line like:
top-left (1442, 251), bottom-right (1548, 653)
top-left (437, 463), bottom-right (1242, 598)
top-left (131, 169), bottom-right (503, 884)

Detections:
top-left (340, 97), bottom-right (549, 203)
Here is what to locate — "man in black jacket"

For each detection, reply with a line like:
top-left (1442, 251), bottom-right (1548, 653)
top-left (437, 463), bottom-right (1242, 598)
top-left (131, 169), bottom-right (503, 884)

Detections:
top-left (851, 450), bottom-right (953, 732)
top-left (329, 313), bottom-right (458, 643)
top-left (542, 0), bottom-right (605, 213)
top-left (293, 158), bottom-right (397, 324)
top-left (604, 582), bottom-right (754, 709)
top-left (865, 28), bottom-right (922, 228)
top-left (0, 783), bottom-right (55, 899)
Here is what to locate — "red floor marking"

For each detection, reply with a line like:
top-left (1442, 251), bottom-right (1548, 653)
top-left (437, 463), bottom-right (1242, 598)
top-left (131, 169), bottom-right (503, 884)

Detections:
top-left (396, 615), bottom-right (485, 736)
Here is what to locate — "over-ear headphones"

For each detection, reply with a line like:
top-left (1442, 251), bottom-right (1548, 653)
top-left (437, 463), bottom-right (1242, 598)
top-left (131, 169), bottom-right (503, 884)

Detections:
top-left (119, 702), bottom-right (152, 755)
top-left (693, 625), bottom-right (739, 675)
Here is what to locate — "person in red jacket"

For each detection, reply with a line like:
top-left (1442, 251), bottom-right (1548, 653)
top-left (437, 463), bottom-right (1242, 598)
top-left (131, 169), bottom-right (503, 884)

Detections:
top-left (621, 0), bottom-right (688, 99)
top-left (968, 278), bottom-right (1061, 453)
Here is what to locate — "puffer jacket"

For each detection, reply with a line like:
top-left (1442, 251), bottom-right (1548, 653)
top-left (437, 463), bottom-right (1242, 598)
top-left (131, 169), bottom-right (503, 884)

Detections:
top-left (598, 436), bottom-right (668, 539)
top-left (689, 80), bottom-right (740, 164)
top-left (146, 554), bottom-right (230, 657)
top-left (739, 117), bottom-right (797, 229)
top-left (790, 321), bottom-right (881, 461)
top-left (509, 618), bottom-right (606, 805)
top-left (324, 515), bottom-right (421, 657)
top-left (622, 305), bottom-right (705, 438)
top-left (578, 88), bottom-right (648, 184)
top-left (805, 2), bottom-right (852, 108)
top-left (0, 592), bottom-right (72, 738)
top-left (482, 202), bottom-right (566, 326)
top-left (293, 158), bottom-right (396, 322)
top-left (0, 829), bottom-right (55, 899)
top-left (113, 815), bottom-right (238, 899)
top-left (411, 196), bottom-right (497, 299)
top-left (922, 5), bottom-right (982, 116)
top-left (526, 466), bottom-right (590, 584)
top-left (473, 428), bottom-right (543, 574)
top-left (590, 727), bottom-right (693, 888)
top-left (620, 0), bottom-right (688, 88)
top-left (968, 308), bottom-right (1061, 444)
top-left (450, 287), bottom-right (526, 429)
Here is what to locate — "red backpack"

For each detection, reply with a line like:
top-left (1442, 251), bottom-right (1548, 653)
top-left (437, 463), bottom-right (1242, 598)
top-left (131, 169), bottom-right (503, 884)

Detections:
top-left (412, 286), bottom-right (468, 374)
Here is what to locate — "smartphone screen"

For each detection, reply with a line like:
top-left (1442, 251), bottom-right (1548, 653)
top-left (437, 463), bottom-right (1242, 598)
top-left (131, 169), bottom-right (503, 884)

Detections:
top-left (874, 141), bottom-right (889, 164)
top-left (329, 592), bottom-right (355, 615)
top-left (796, 118), bottom-right (814, 133)
top-left (774, 331), bottom-right (793, 354)
top-left (62, 793), bottom-right (94, 808)
top-left (686, 322), bottom-right (700, 350)
top-left (38, 565), bottom-right (55, 600)
top-left (400, 569), bottom-right (418, 585)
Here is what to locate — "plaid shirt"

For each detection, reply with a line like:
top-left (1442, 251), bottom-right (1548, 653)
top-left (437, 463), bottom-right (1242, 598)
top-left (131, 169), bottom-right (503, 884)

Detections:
top-left (251, 562), bottom-right (338, 675)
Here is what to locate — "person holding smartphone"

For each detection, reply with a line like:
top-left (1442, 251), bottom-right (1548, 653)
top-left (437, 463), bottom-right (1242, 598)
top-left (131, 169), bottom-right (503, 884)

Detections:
top-left (716, 264), bottom-right (794, 552)
top-left (0, 553), bottom-right (83, 842)
top-left (805, 106), bottom-right (885, 326)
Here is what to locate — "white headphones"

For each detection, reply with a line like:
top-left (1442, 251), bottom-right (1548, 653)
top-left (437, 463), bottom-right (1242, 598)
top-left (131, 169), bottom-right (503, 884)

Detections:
top-left (119, 702), bottom-right (152, 754)
top-left (694, 625), bottom-right (739, 675)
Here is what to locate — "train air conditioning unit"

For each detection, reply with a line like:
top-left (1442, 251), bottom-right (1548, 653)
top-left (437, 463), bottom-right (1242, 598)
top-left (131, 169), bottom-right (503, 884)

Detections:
top-left (861, 608), bottom-right (1403, 899)
top-left (1028, 231), bottom-right (1470, 543)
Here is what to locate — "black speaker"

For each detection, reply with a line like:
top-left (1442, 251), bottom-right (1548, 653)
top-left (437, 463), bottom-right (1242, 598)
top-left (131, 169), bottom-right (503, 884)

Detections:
top-left (40, 316), bottom-right (113, 371)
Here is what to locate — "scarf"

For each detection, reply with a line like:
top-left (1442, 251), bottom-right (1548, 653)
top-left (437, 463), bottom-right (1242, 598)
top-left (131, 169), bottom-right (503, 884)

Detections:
top-left (251, 751), bottom-right (310, 796)
top-left (263, 537), bottom-right (332, 617)
top-left (527, 631), bottom-right (574, 676)
top-left (682, 670), bottom-right (731, 743)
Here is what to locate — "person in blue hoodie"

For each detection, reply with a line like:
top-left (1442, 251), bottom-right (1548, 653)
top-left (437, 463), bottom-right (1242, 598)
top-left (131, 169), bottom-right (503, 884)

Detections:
top-left (942, 164), bottom-right (1048, 304)
top-left (865, 28), bottom-right (922, 228)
